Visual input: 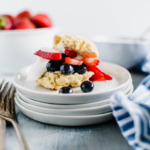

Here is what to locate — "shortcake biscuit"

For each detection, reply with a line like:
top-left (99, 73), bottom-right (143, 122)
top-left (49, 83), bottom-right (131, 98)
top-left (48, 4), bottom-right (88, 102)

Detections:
top-left (53, 33), bottom-right (99, 58)
top-left (36, 71), bottom-right (94, 90)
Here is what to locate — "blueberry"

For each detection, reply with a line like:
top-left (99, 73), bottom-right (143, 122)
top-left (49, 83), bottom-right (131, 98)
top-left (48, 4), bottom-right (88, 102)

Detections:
top-left (60, 63), bottom-right (74, 75)
top-left (81, 81), bottom-right (94, 93)
top-left (46, 60), bottom-right (61, 72)
top-left (59, 87), bottom-right (73, 94)
top-left (61, 54), bottom-right (68, 63)
top-left (74, 63), bottom-right (87, 74)
top-left (62, 53), bottom-right (68, 60)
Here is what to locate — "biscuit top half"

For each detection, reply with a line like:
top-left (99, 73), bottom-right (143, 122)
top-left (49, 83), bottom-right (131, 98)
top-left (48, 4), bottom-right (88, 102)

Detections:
top-left (53, 33), bottom-right (99, 58)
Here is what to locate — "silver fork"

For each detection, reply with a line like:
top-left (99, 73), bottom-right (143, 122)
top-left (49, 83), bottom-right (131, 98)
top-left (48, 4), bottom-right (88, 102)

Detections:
top-left (0, 80), bottom-right (6, 150)
top-left (0, 81), bottom-right (29, 150)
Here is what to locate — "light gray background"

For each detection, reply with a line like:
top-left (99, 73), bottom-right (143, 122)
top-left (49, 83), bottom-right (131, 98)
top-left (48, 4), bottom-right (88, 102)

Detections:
top-left (0, 1), bottom-right (149, 149)
top-left (1, 0), bottom-right (150, 38)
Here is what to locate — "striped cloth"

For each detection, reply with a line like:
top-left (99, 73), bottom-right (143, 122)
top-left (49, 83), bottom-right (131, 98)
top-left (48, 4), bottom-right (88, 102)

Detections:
top-left (110, 75), bottom-right (150, 150)
top-left (140, 53), bottom-right (150, 73)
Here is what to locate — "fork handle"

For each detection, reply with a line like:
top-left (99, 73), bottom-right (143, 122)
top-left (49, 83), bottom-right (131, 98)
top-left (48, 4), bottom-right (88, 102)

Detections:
top-left (0, 118), bottom-right (5, 150)
top-left (11, 120), bottom-right (29, 150)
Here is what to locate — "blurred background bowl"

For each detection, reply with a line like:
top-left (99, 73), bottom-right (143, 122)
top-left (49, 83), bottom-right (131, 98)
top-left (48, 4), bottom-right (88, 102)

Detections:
top-left (0, 27), bottom-right (60, 75)
top-left (92, 35), bottom-right (150, 69)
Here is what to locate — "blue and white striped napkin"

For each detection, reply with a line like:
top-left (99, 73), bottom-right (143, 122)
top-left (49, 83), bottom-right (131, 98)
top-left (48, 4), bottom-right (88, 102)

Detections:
top-left (110, 75), bottom-right (150, 150)
top-left (140, 53), bottom-right (150, 73)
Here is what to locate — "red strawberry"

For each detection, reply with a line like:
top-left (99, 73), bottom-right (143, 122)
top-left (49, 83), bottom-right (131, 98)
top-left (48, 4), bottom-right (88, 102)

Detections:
top-left (87, 66), bottom-right (112, 81)
top-left (3, 21), bottom-right (13, 30)
top-left (2, 15), bottom-right (15, 22)
top-left (65, 49), bottom-right (77, 58)
top-left (34, 50), bottom-right (62, 60)
top-left (99, 70), bottom-right (112, 80)
top-left (16, 10), bottom-right (32, 19)
top-left (83, 58), bottom-right (99, 66)
top-left (87, 66), bottom-right (104, 81)
top-left (0, 15), bottom-right (13, 30)
top-left (32, 14), bottom-right (52, 28)
top-left (65, 57), bottom-right (83, 66)
top-left (14, 18), bottom-right (35, 29)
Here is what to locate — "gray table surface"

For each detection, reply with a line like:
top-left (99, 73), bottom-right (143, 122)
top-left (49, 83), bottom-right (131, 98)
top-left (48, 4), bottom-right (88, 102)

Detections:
top-left (1, 70), bottom-right (147, 150)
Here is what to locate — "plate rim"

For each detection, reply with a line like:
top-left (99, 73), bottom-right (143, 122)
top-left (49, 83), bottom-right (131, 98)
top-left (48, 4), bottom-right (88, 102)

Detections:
top-left (16, 83), bottom-right (133, 108)
top-left (17, 90), bottom-right (110, 107)
top-left (15, 97), bottom-right (112, 118)
top-left (15, 94), bottom-right (111, 112)
top-left (16, 84), bottom-right (133, 113)
top-left (12, 61), bottom-right (131, 97)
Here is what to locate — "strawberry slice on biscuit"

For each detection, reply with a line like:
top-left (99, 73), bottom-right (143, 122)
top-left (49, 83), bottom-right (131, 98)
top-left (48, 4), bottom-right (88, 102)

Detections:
top-left (65, 57), bottom-right (83, 66)
top-left (83, 58), bottom-right (100, 66)
top-left (34, 50), bottom-right (62, 60)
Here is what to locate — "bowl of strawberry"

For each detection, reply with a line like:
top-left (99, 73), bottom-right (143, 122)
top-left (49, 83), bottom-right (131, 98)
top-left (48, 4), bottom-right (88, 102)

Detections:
top-left (0, 10), bottom-right (60, 75)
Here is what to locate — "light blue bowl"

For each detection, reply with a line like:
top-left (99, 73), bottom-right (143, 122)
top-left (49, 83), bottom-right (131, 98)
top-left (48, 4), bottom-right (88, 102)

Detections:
top-left (92, 36), bottom-right (150, 69)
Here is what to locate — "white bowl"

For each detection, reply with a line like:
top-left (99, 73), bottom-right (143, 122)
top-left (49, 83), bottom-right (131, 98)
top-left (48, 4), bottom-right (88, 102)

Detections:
top-left (12, 61), bottom-right (131, 104)
top-left (15, 97), bottom-right (113, 126)
top-left (92, 36), bottom-right (150, 69)
top-left (0, 27), bottom-right (60, 75)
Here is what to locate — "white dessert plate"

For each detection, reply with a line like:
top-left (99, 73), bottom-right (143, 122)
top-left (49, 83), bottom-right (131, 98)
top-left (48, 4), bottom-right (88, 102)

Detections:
top-left (17, 91), bottom-right (110, 109)
top-left (12, 61), bottom-right (131, 104)
top-left (15, 84), bottom-right (133, 116)
top-left (15, 98), bottom-right (113, 126)
top-left (16, 83), bottom-right (133, 109)
top-left (15, 96), bottom-right (111, 116)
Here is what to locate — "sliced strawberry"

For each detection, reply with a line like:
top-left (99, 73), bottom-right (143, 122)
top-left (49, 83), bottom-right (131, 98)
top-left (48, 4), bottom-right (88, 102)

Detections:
top-left (65, 57), bottom-right (83, 66)
top-left (16, 10), bottom-right (32, 19)
top-left (87, 66), bottom-right (112, 81)
top-left (65, 49), bottom-right (77, 58)
top-left (83, 58), bottom-right (100, 66)
top-left (34, 50), bottom-right (62, 60)
top-left (99, 70), bottom-right (112, 80)
top-left (87, 66), bottom-right (104, 81)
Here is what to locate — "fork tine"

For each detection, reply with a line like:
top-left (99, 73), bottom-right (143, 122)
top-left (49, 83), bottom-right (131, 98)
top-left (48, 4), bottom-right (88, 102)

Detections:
top-left (0, 79), bottom-right (5, 91)
top-left (0, 79), bottom-right (6, 150)
top-left (6, 85), bottom-right (15, 114)
top-left (10, 87), bottom-right (16, 115)
top-left (1, 82), bottom-right (9, 99)
top-left (6, 84), bottom-right (13, 101)
top-left (0, 82), bottom-right (9, 110)
top-left (5, 84), bottom-right (14, 114)
top-left (10, 87), bottom-right (17, 122)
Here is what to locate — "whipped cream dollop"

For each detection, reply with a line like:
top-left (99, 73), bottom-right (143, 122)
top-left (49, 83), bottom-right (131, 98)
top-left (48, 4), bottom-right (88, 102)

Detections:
top-left (27, 57), bottom-right (49, 81)
top-left (55, 41), bottom-right (65, 53)
top-left (74, 55), bottom-right (83, 60)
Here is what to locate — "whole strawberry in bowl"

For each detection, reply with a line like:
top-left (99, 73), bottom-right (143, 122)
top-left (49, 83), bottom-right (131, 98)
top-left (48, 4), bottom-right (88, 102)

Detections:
top-left (32, 14), bottom-right (52, 28)
top-left (14, 18), bottom-right (35, 29)
top-left (0, 15), bottom-right (13, 30)
top-left (0, 10), bottom-right (60, 75)
top-left (16, 10), bottom-right (32, 20)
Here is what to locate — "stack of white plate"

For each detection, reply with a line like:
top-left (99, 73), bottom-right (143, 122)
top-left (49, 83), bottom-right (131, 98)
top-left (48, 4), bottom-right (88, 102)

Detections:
top-left (12, 61), bottom-right (133, 126)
